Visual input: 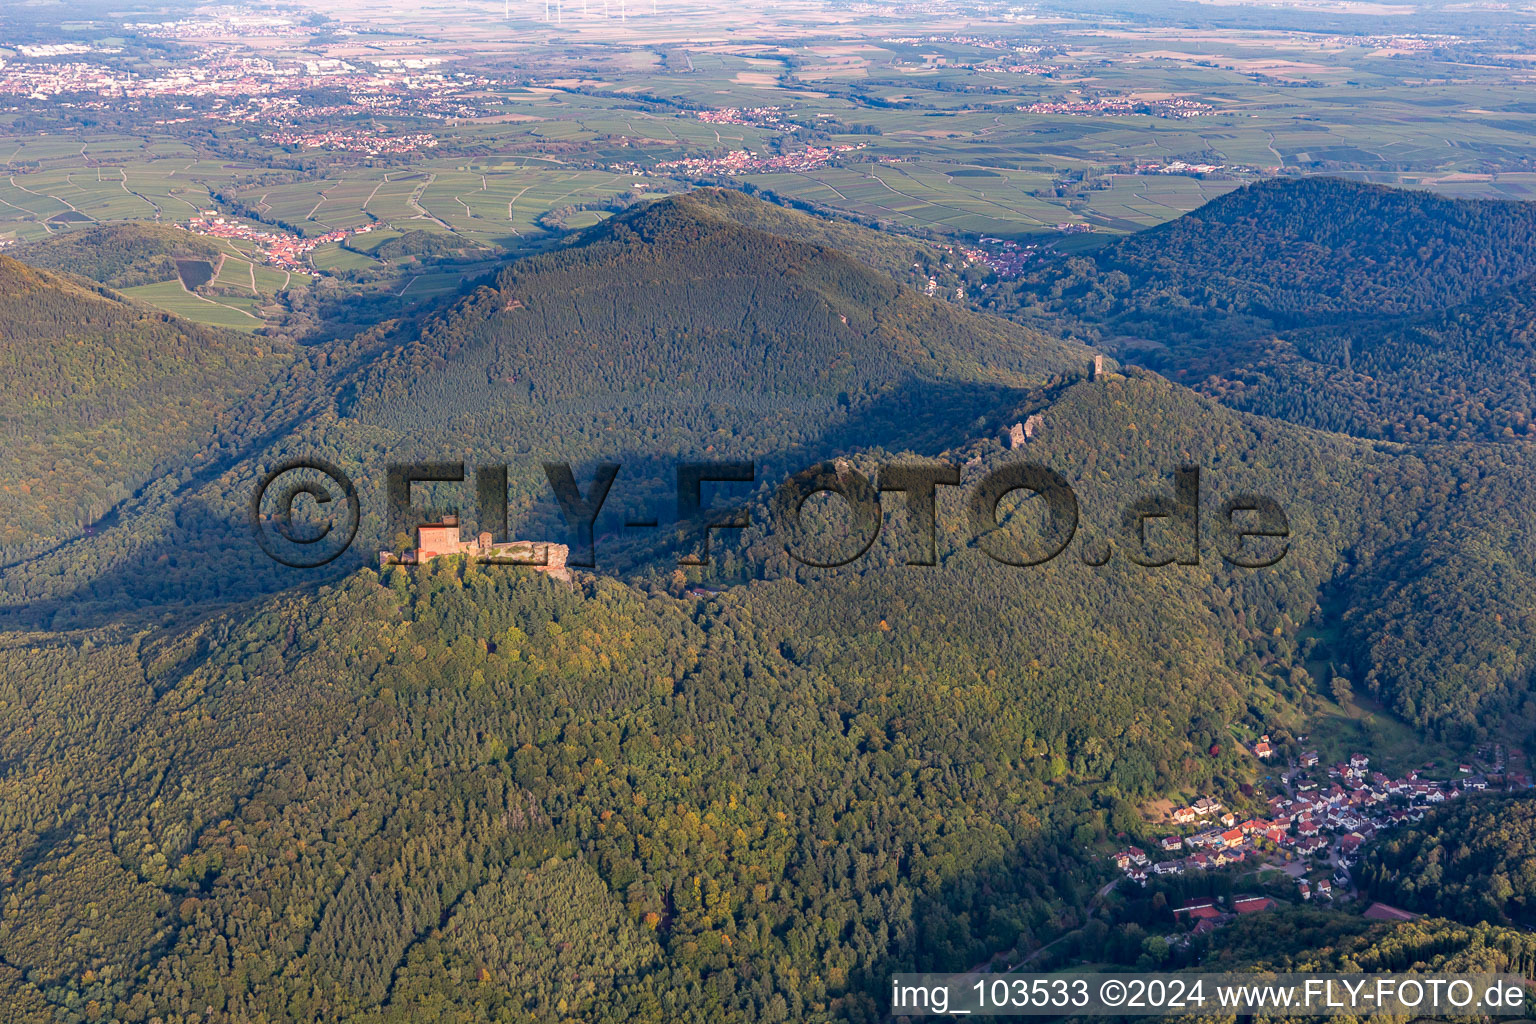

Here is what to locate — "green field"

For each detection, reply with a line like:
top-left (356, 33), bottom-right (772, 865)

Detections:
top-left (120, 280), bottom-right (267, 332)
top-left (6, 53), bottom-right (1536, 255)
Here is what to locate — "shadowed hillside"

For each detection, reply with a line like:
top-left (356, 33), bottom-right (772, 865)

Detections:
top-left (345, 191), bottom-right (1088, 429)
top-left (1002, 177), bottom-right (1536, 351)
top-left (1195, 273), bottom-right (1536, 442)
top-left (2, 186), bottom-right (1536, 1022)
top-left (0, 255), bottom-right (294, 558)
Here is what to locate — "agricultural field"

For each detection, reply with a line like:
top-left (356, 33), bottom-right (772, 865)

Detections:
top-left (119, 280), bottom-right (269, 332)
top-left (1077, 174), bottom-right (1242, 232)
top-left (0, 140), bottom-right (678, 251)
top-left (6, 1), bottom-right (1536, 330)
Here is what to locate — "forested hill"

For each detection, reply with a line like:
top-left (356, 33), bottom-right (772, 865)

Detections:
top-left (12, 222), bottom-right (222, 289)
top-left (0, 566), bottom-right (1112, 1023)
top-left (1359, 794), bottom-right (1536, 929)
top-left (1197, 273), bottom-right (1536, 443)
top-left (0, 256), bottom-right (293, 558)
top-left (9, 190), bottom-right (1536, 751)
top-left (0, 189), bottom-right (1094, 627)
top-left (9, 185), bottom-right (1536, 1020)
top-left (1193, 907), bottom-right (1536, 996)
top-left (997, 177), bottom-right (1536, 351)
top-left (646, 188), bottom-right (954, 287)
top-left (986, 178), bottom-right (1536, 445)
top-left (0, 389), bottom-right (1530, 1021)
top-left (343, 190), bottom-right (1090, 435)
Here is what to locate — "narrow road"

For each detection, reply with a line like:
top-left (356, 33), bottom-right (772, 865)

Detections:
top-left (117, 170), bottom-right (162, 218)
top-left (11, 174), bottom-right (90, 218)
top-left (362, 174), bottom-right (390, 213)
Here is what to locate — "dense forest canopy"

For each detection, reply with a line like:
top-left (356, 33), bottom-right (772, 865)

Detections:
top-left (988, 178), bottom-right (1536, 443)
top-left (3, 183), bottom-right (1536, 1022)
top-left (1005, 177), bottom-right (1536, 345)
top-left (1196, 274), bottom-right (1536, 443)
top-left (1359, 795), bottom-right (1536, 929)
top-left (0, 255), bottom-right (294, 556)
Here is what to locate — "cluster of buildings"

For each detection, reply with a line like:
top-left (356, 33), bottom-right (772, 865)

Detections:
top-left (382, 516), bottom-right (572, 582)
top-left (1172, 886), bottom-right (1419, 939)
top-left (186, 214), bottom-right (373, 270)
top-left (1314, 34), bottom-right (1452, 51)
top-left (977, 62), bottom-right (1057, 75)
top-left (261, 129), bottom-right (439, 155)
top-left (696, 107), bottom-right (791, 129)
top-left (0, 44), bottom-right (490, 121)
top-left (122, 11), bottom-right (325, 39)
top-left (1113, 796), bottom-right (1286, 882)
top-left (1131, 161), bottom-right (1279, 178)
top-left (14, 44), bottom-right (121, 58)
top-left (1172, 895), bottom-right (1278, 933)
top-left (0, 62), bottom-right (129, 99)
top-left (960, 237), bottom-right (1043, 278)
top-left (881, 35), bottom-right (1046, 52)
top-left (651, 144), bottom-right (864, 178)
top-left (897, 39), bottom-right (1058, 75)
top-left (1109, 748), bottom-right (1530, 888)
top-left (1021, 97), bottom-right (1215, 118)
